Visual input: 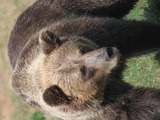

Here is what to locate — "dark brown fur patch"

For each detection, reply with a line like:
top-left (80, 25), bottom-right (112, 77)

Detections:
top-left (43, 85), bottom-right (71, 106)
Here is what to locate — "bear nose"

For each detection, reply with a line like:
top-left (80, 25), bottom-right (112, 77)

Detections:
top-left (106, 47), bottom-right (114, 59)
top-left (102, 47), bottom-right (116, 61)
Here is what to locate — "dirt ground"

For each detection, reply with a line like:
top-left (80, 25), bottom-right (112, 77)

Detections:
top-left (0, 0), bottom-right (35, 120)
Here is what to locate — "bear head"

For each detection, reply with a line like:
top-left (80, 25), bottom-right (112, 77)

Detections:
top-left (38, 30), bottom-right (119, 107)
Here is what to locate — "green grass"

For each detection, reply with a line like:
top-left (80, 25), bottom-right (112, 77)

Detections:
top-left (127, 0), bottom-right (160, 23)
top-left (27, 112), bottom-right (45, 120)
top-left (124, 53), bottom-right (160, 88)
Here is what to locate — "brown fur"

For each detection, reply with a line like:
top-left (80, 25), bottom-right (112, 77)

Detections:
top-left (8, 0), bottom-right (160, 120)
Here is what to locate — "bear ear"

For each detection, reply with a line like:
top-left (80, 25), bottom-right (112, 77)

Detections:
top-left (43, 85), bottom-right (72, 106)
top-left (39, 30), bottom-right (61, 54)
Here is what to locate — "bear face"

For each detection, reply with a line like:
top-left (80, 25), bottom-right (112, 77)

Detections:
top-left (39, 30), bottom-right (119, 106)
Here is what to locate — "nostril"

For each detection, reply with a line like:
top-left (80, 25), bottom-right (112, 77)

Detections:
top-left (106, 47), bottom-right (113, 59)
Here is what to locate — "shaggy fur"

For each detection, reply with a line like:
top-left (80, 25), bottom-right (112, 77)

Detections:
top-left (8, 0), bottom-right (160, 120)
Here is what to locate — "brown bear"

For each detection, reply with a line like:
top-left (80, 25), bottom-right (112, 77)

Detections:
top-left (8, 0), bottom-right (160, 120)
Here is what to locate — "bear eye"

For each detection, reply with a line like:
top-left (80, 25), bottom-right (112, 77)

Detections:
top-left (79, 46), bottom-right (93, 54)
top-left (80, 66), bottom-right (87, 78)
top-left (80, 66), bottom-right (96, 79)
